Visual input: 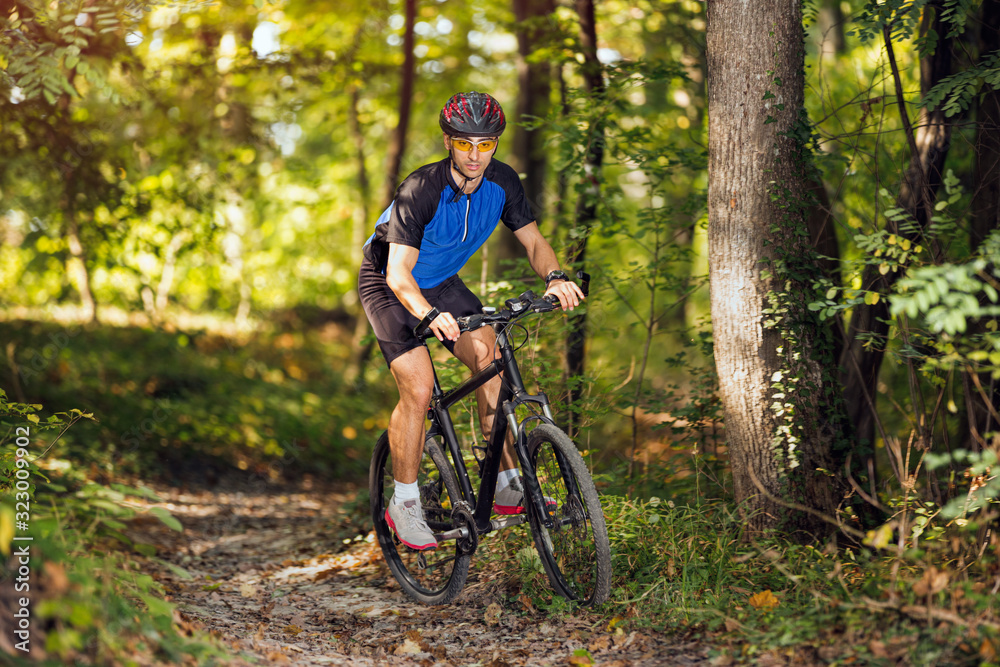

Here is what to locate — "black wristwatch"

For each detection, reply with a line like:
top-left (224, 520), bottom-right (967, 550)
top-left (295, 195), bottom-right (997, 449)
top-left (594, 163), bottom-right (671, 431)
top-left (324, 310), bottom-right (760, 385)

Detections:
top-left (545, 270), bottom-right (568, 286)
top-left (414, 306), bottom-right (440, 337)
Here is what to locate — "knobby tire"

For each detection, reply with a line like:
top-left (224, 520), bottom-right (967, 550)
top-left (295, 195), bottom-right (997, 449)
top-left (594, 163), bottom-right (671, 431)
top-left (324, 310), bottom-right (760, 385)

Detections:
top-left (525, 424), bottom-right (611, 607)
top-left (370, 431), bottom-right (470, 605)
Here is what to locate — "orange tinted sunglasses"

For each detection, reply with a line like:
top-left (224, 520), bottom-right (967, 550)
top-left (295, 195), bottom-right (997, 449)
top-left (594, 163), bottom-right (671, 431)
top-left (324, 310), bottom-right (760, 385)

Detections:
top-left (451, 138), bottom-right (498, 152)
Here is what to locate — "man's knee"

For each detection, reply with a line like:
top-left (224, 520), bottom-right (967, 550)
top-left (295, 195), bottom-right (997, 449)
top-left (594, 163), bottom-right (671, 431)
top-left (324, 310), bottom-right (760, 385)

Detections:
top-left (390, 348), bottom-right (434, 406)
top-left (459, 329), bottom-right (500, 369)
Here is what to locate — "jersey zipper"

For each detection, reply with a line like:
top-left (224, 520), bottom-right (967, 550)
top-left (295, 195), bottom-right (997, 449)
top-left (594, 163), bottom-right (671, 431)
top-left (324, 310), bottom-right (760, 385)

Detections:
top-left (461, 194), bottom-right (470, 243)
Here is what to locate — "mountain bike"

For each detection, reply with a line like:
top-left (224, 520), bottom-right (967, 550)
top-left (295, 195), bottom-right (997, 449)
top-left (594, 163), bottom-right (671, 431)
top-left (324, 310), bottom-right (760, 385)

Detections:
top-left (369, 273), bottom-right (611, 606)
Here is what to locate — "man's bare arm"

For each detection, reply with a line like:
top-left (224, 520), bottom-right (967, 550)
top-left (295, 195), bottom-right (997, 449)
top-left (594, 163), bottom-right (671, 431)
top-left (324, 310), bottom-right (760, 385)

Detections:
top-left (513, 223), bottom-right (585, 310)
top-left (385, 243), bottom-right (460, 341)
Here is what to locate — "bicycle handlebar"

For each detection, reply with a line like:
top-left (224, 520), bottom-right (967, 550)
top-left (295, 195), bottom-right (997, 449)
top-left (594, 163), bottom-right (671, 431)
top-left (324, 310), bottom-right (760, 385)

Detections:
top-left (414, 270), bottom-right (590, 341)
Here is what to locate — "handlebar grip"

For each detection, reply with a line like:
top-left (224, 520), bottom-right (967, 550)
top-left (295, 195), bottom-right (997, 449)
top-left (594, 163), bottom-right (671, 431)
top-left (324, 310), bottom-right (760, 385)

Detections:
top-left (577, 270), bottom-right (591, 298)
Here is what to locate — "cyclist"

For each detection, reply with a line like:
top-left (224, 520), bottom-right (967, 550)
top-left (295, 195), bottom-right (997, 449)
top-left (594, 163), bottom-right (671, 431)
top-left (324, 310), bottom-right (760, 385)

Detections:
top-left (358, 91), bottom-right (585, 550)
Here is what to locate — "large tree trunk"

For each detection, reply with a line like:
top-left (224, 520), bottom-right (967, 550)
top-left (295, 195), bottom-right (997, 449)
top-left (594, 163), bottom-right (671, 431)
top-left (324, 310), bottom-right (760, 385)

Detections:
top-left (565, 0), bottom-right (604, 438)
top-left (707, 0), bottom-right (845, 537)
top-left (972, 0), bottom-right (1000, 251)
top-left (838, 2), bottom-right (954, 452)
top-left (497, 0), bottom-right (556, 268)
top-left (382, 0), bottom-right (417, 209)
top-left (967, 0), bottom-right (1000, 446)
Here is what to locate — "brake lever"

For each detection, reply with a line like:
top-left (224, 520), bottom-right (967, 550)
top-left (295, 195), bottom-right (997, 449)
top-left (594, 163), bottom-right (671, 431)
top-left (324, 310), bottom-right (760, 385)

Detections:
top-left (577, 270), bottom-right (591, 298)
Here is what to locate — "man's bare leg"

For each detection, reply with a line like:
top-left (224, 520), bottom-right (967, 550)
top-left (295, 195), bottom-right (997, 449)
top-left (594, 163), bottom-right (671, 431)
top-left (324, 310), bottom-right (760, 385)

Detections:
top-left (387, 346), bottom-right (435, 483)
top-left (453, 327), bottom-right (518, 471)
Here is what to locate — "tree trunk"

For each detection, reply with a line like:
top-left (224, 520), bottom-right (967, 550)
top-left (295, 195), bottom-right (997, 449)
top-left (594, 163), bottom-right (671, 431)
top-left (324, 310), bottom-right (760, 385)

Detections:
top-left (349, 84), bottom-right (376, 383)
top-left (838, 2), bottom-right (954, 451)
top-left (967, 0), bottom-right (1000, 446)
top-left (565, 0), bottom-right (604, 438)
top-left (382, 0), bottom-right (417, 209)
top-left (155, 231), bottom-right (190, 316)
top-left (62, 173), bottom-right (97, 324)
top-left (817, 0), bottom-right (846, 60)
top-left (707, 0), bottom-right (845, 537)
top-left (497, 0), bottom-right (556, 268)
top-left (972, 0), bottom-right (1000, 251)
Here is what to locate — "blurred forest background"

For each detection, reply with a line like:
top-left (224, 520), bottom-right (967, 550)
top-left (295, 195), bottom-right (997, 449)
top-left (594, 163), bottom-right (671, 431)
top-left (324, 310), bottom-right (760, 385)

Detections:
top-left (2, 0), bottom-right (1000, 663)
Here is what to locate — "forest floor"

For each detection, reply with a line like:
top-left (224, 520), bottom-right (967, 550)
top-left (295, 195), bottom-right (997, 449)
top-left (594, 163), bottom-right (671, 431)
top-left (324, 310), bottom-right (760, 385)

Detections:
top-left (128, 475), bottom-right (712, 667)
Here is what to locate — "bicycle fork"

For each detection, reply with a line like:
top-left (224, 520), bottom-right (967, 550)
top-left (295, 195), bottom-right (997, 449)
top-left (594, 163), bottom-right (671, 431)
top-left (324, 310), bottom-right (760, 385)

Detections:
top-left (504, 401), bottom-right (559, 529)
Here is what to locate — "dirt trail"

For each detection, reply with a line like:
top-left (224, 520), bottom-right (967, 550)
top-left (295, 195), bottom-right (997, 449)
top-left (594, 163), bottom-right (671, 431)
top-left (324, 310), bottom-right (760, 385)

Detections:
top-left (130, 476), bottom-right (709, 666)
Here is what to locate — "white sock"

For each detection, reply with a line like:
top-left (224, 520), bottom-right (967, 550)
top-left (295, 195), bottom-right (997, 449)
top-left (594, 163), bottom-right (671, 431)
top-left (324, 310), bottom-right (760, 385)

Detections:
top-left (496, 468), bottom-right (520, 492)
top-left (393, 480), bottom-right (420, 504)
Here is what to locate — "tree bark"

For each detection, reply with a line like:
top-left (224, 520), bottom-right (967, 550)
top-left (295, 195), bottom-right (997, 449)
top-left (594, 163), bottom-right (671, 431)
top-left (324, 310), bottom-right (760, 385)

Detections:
top-left (707, 0), bottom-right (845, 537)
top-left (497, 0), bottom-right (556, 268)
top-left (565, 0), bottom-right (604, 438)
top-left (838, 2), bottom-right (954, 451)
top-left (967, 0), bottom-right (1000, 445)
top-left (382, 0), bottom-right (417, 209)
top-left (972, 0), bottom-right (1000, 251)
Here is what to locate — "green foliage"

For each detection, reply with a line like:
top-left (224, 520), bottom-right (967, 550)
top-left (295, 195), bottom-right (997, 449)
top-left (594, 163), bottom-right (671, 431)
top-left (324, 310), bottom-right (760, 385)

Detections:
top-left (1, 320), bottom-right (382, 479)
top-left (923, 48), bottom-right (1000, 117)
top-left (1, 392), bottom-right (225, 665)
top-left (925, 448), bottom-right (1000, 520)
top-left (489, 490), bottom-right (998, 662)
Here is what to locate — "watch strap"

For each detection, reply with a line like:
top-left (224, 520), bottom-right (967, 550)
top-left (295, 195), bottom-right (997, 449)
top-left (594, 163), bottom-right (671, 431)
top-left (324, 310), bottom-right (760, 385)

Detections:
top-left (414, 306), bottom-right (440, 337)
top-left (545, 270), bottom-right (568, 286)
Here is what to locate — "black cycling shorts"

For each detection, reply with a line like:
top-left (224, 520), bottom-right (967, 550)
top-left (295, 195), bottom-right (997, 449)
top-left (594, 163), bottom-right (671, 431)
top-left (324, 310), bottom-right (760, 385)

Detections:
top-left (357, 257), bottom-right (484, 367)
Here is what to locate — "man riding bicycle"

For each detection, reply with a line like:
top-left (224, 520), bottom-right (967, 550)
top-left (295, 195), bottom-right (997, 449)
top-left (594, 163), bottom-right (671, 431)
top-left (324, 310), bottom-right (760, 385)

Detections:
top-left (358, 91), bottom-right (585, 551)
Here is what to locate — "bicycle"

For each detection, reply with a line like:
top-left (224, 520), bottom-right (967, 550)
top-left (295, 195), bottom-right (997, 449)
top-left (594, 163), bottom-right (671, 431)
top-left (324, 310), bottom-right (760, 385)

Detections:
top-left (369, 272), bottom-right (611, 606)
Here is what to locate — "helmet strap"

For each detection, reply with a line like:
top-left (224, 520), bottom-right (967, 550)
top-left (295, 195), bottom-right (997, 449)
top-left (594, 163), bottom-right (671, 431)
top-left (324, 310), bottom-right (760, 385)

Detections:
top-left (448, 146), bottom-right (472, 203)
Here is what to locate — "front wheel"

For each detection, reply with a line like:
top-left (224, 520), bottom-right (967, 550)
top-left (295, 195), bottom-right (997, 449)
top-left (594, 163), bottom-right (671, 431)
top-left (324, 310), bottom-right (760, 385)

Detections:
top-left (370, 431), bottom-right (471, 605)
top-left (524, 424), bottom-right (611, 607)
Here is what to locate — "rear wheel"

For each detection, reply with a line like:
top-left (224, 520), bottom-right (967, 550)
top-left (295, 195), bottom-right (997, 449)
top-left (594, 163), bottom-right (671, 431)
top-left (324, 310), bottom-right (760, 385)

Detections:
top-left (524, 424), bottom-right (611, 606)
top-left (370, 431), bottom-right (471, 605)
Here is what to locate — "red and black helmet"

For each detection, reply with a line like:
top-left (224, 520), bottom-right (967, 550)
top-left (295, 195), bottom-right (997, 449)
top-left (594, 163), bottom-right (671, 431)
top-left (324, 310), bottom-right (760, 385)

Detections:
top-left (439, 91), bottom-right (506, 138)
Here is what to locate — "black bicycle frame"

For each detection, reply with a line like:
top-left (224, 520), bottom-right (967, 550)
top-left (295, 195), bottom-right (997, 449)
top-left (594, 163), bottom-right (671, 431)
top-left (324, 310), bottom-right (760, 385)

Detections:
top-left (423, 325), bottom-right (561, 534)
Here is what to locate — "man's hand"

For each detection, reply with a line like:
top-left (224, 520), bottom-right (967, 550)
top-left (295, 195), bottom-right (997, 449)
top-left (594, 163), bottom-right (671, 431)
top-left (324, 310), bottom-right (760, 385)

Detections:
top-left (429, 311), bottom-right (460, 342)
top-left (544, 279), bottom-right (585, 311)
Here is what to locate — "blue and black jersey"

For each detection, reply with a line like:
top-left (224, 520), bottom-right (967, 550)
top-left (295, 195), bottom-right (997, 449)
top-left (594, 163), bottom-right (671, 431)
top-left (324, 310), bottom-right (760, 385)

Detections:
top-left (363, 158), bottom-right (535, 289)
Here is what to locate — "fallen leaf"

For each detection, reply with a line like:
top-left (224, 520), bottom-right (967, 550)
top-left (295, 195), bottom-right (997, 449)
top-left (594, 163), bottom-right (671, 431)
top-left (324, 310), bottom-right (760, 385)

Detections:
top-left (568, 648), bottom-right (593, 665)
top-left (518, 593), bottom-right (535, 613)
top-left (239, 583), bottom-right (258, 598)
top-left (394, 638), bottom-right (424, 655)
top-left (405, 629), bottom-right (431, 651)
top-left (283, 625), bottom-right (303, 636)
top-left (724, 618), bottom-right (740, 633)
top-left (981, 638), bottom-right (997, 661)
top-left (484, 602), bottom-right (502, 626)
top-left (265, 651), bottom-right (290, 663)
top-left (589, 635), bottom-right (611, 652)
top-left (913, 567), bottom-right (949, 596)
top-left (42, 562), bottom-right (70, 595)
top-left (748, 590), bottom-right (779, 611)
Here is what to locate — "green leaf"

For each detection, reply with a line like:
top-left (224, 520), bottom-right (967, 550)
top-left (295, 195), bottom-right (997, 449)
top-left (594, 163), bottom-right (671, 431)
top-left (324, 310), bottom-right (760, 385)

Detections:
top-left (149, 507), bottom-right (183, 532)
top-left (152, 557), bottom-right (193, 579)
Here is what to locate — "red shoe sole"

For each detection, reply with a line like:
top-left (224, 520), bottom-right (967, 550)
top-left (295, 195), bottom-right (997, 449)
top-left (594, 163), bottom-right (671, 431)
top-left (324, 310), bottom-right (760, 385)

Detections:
top-left (493, 504), bottom-right (525, 515)
top-left (385, 509), bottom-right (437, 550)
top-left (493, 501), bottom-right (558, 516)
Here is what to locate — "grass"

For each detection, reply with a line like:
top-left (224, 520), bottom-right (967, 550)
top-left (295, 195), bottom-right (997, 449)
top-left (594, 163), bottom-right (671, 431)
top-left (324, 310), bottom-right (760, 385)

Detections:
top-left (480, 478), bottom-right (1000, 666)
